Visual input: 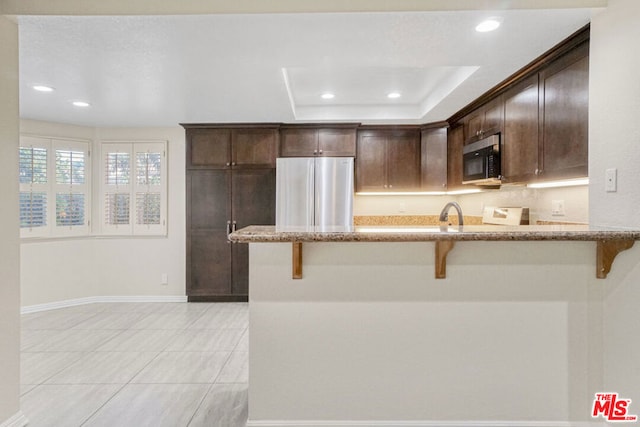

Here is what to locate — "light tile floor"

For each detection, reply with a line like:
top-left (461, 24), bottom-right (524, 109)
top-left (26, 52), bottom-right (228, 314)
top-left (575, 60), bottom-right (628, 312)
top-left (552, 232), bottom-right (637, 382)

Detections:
top-left (20, 302), bottom-right (248, 427)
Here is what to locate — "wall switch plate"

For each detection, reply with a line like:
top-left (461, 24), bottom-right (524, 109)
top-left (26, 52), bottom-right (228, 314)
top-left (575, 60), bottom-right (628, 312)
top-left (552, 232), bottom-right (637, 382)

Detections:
top-left (606, 168), bottom-right (617, 192)
top-left (551, 200), bottom-right (565, 216)
top-left (161, 273), bottom-right (168, 285)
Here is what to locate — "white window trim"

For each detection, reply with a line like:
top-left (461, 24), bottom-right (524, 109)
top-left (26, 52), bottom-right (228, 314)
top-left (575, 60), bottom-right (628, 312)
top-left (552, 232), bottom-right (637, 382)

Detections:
top-left (19, 135), bottom-right (91, 239)
top-left (99, 140), bottom-right (168, 237)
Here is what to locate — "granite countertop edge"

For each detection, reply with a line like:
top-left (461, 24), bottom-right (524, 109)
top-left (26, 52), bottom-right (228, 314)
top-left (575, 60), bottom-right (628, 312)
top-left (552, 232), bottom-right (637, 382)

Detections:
top-left (229, 225), bottom-right (640, 243)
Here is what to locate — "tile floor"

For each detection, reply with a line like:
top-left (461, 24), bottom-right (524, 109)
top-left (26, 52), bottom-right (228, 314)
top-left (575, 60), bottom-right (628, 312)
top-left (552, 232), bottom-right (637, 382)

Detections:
top-left (20, 302), bottom-right (249, 427)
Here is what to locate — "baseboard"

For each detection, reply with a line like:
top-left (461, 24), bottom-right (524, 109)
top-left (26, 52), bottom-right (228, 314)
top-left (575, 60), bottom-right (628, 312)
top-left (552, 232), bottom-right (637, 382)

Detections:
top-left (21, 295), bottom-right (188, 314)
top-left (246, 421), bottom-right (603, 427)
top-left (0, 411), bottom-right (28, 427)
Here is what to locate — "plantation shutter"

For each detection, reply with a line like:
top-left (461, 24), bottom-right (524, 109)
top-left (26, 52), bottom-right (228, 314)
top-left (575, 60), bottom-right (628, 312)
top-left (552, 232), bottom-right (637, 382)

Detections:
top-left (133, 142), bottom-right (167, 235)
top-left (19, 136), bottom-right (49, 237)
top-left (101, 143), bottom-right (133, 234)
top-left (53, 140), bottom-right (90, 236)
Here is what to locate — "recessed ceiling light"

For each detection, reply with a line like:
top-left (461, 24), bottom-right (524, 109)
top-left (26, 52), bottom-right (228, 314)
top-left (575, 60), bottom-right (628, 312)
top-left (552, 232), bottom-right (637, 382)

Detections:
top-left (72, 101), bottom-right (90, 107)
top-left (387, 92), bottom-right (401, 99)
top-left (33, 85), bottom-right (54, 92)
top-left (321, 93), bottom-right (335, 100)
top-left (475, 18), bottom-right (502, 33)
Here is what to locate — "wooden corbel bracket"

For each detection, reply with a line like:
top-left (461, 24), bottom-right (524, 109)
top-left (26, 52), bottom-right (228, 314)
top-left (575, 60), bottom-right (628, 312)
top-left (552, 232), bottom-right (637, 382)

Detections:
top-left (292, 242), bottom-right (303, 279)
top-left (596, 239), bottom-right (635, 279)
top-left (435, 240), bottom-right (455, 279)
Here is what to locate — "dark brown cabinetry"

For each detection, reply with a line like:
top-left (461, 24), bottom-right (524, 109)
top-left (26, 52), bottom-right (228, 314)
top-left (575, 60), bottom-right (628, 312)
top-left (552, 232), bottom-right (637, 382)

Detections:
top-left (187, 126), bottom-right (278, 169)
top-left (539, 42), bottom-right (589, 180)
top-left (185, 125), bottom-right (277, 301)
top-left (463, 96), bottom-right (504, 143)
top-left (421, 125), bottom-right (448, 191)
top-left (446, 125), bottom-right (468, 190)
top-left (501, 42), bottom-right (589, 183)
top-left (502, 74), bottom-right (540, 183)
top-left (356, 127), bottom-right (421, 192)
top-left (280, 124), bottom-right (358, 157)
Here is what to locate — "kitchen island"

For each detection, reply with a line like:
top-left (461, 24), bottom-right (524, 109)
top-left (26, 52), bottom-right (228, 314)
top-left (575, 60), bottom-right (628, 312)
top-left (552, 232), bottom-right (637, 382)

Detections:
top-left (229, 225), bottom-right (640, 427)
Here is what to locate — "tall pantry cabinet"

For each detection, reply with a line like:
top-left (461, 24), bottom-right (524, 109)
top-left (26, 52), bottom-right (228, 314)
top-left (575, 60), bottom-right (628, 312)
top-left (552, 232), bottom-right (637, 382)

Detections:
top-left (184, 124), bottom-right (278, 302)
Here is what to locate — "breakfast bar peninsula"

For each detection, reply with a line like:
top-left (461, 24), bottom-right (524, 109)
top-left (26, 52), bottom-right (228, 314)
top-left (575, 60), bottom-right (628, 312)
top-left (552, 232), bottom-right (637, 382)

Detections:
top-left (230, 224), bottom-right (640, 427)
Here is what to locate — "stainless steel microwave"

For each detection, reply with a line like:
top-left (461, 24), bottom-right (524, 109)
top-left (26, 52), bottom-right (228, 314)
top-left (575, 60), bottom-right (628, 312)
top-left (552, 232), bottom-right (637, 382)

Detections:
top-left (462, 133), bottom-right (502, 185)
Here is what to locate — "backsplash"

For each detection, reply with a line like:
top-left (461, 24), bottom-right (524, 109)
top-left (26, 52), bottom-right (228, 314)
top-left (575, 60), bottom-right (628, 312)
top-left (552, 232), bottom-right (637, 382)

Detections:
top-left (354, 184), bottom-right (588, 224)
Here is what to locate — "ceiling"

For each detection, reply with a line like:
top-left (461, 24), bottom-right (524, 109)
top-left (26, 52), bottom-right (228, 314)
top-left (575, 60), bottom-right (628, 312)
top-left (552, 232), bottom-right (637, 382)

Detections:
top-left (18, 9), bottom-right (593, 128)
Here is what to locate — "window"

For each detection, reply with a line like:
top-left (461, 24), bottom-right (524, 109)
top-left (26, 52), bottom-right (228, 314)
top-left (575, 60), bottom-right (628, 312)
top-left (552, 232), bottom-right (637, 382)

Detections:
top-left (100, 141), bottom-right (167, 236)
top-left (19, 136), bottom-right (90, 238)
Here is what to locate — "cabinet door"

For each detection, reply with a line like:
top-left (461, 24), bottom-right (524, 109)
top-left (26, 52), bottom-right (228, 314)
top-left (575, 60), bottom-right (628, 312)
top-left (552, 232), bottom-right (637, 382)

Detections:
top-left (280, 128), bottom-right (318, 157)
top-left (186, 170), bottom-right (232, 297)
top-left (318, 128), bottom-right (356, 157)
top-left (187, 128), bottom-right (231, 169)
top-left (464, 111), bottom-right (483, 143)
top-left (540, 44), bottom-right (589, 179)
top-left (503, 75), bottom-right (539, 183)
top-left (355, 133), bottom-right (387, 191)
top-left (231, 169), bottom-right (276, 295)
top-left (447, 125), bottom-right (466, 190)
top-left (482, 96), bottom-right (504, 136)
top-left (232, 128), bottom-right (278, 169)
top-left (386, 132), bottom-right (421, 191)
top-left (421, 127), bottom-right (448, 191)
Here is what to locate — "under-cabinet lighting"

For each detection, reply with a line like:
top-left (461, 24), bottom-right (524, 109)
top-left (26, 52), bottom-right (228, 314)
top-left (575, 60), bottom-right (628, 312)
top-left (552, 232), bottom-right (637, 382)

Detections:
top-left (445, 189), bottom-right (483, 195)
top-left (527, 178), bottom-right (589, 189)
top-left (72, 101), bottom-right (91, 107)
top-left (356, 189), bottom-right (482, 196)
top-left (321, 93), bottom-right (335, 100)
top-left (356, 191), bottom-right (446, 196)
top-left (33, 85), bottom-right (54, 92)
top-left (387, 92), bottom-right (401, 99)
top-left (475, 18), bottom-right (502, 33)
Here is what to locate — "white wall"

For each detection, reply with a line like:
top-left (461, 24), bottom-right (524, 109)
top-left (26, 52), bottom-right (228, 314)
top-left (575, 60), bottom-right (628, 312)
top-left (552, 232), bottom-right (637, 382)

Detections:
top-left (19, 120), bottom-right (186, 307)
top-left (0, 14), bottom-right (21, 425)
top-left (590, 0), bottom-right (640, 407)
top-left (356, 185), bottom-right (588, 223)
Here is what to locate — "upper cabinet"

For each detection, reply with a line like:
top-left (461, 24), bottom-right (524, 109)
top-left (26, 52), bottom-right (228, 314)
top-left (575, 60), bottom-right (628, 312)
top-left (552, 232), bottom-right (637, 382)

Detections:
top-left (280, 124), bottom-right (358, 157)
top-left (356, 127), bottom-right (421, 192)
top-left (186, 125), bottom-right (279, 169)
top-left (539, 42), bottom-right (589, 180)
top-left (502, 41), bottom-right (589, 183)
top-left (463, 96), bottom-right (504, 143)
top-left (502, 74), bottom-right (540, 183)
top-left (421, 125), bottom-right (448, 191)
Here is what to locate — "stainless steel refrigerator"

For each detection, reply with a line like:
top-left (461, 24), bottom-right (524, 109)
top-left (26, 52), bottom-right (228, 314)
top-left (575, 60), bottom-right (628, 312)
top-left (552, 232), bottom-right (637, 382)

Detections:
top-left (276, 157), bottom-right (354, 228)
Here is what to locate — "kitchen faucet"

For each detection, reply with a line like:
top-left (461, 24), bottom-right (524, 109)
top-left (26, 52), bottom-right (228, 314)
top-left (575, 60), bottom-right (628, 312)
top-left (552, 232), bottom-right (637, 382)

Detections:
top-left (439, 202), bottom-right (464, 226)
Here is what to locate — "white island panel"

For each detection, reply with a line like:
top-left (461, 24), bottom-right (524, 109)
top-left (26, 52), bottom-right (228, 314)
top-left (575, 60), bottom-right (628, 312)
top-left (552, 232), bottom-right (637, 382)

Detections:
top-left (247, 241), bottom-right (600, 426)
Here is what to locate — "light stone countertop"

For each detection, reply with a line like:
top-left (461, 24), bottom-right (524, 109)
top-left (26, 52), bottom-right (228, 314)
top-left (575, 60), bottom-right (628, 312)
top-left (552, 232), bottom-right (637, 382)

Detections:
top-left (229, 224), bottom-right (640, 243)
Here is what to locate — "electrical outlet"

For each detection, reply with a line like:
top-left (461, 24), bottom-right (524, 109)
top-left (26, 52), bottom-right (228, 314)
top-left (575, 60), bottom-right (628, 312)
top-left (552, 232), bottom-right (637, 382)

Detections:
top-left (551, 200), bottom-right (565, 216)
top-left (399, 202), bottom-right (406, 213)
top-left (606, 168), bottom-right (617, 192)
top-left (161, 273), bottom-right (168, 285)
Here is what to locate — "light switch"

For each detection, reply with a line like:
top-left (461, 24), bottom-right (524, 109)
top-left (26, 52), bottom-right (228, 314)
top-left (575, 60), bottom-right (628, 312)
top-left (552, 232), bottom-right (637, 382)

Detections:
top-left (606, 168), bottom-right (617, 192)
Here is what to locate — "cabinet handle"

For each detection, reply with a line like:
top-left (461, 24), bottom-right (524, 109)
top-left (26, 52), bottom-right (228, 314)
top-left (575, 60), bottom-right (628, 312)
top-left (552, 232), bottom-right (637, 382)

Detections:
top-left (226, 162), bottom-right (230, 167)
top-left (389, 184), bottom-right (393, 188)
top-left (232, 221), bottom-right (237, 232)
top-left (383, 185), bottom-right (388, 189)
top-left (535, 168), bottom-right (540, 175)
top-left (232, 162), bottom-right (236, 166)
top-left (226, 220), bottom-right (232, 242)
top-left (313, 150), bottom-right (318, 155)
top-left (318, 149), bottom-right (323, 155)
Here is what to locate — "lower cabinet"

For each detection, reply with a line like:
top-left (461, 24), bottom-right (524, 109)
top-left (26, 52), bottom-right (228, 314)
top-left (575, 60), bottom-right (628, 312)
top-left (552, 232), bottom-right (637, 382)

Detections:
top-left (186, 168), bottom-right (275, 301)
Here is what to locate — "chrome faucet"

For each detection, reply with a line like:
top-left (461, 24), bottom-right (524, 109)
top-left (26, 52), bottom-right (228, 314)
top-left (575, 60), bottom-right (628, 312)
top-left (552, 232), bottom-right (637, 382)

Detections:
top-left (439, 202), bottom-right (464, 226)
